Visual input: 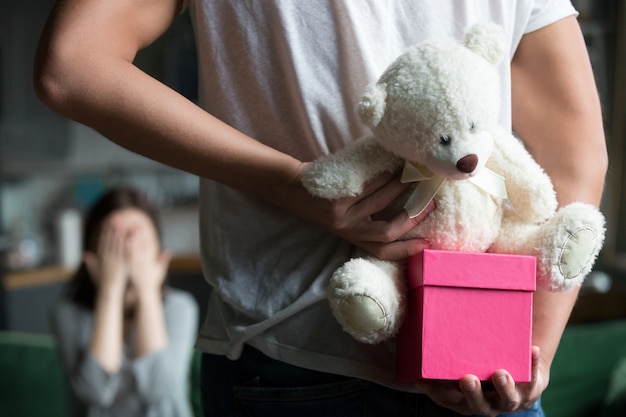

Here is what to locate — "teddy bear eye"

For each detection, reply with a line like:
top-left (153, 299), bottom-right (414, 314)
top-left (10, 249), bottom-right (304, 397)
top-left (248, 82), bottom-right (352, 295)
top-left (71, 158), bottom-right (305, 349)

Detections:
top-left (470, 122), bottom-right (476, 132)
top-left (439, 135), bottom-right (451, 145)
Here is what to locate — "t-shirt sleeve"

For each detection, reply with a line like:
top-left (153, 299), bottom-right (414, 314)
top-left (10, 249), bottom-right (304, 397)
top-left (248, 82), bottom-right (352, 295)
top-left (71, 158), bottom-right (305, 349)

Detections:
top-left (524, 0), bottom-right (579, 34)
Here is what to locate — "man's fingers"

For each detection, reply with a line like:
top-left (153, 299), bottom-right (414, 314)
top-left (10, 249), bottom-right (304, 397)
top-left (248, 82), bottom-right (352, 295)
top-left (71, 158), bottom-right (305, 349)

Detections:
top-left (357, 238), bottom-right (431, 261)
top-left (530, 346), bottom-right (541, 386)
top-left (491, 371), bottom-right (520, 412)
top-left (414, 379), bottom-right (466, 409)
top-left (387, 199), bottom-right (435, 235)
top-left (460, 376), bottom-right (494, 416)
top-left (348, 174), bottom-right (410, 219)
top-left (516, 345), bottom-right (543, 410)
top-left (355, 171), bottom-right (398, 200)
top-left (339, 195), bottom-right (434, 260)
top-left (320, 172), bottom-right (436, 259)
top-left (350, 199), bottom-right (435, 243)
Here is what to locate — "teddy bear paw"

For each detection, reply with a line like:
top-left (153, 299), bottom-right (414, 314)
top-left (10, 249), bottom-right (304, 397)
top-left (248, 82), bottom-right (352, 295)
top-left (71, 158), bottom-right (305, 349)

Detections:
top-left (556, 226), bottom-right (600, 286)
top-left (534, 202), bottom-right (605, 291)
top-left (558, 227), bottom-right (599, 279)
top-left (334, 293), bottom-right (392, 344)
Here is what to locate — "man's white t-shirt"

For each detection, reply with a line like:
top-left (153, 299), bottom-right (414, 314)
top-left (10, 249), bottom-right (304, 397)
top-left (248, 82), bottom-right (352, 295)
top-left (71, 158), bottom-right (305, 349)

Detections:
top-left (187, 0), bottom-right (577, 391)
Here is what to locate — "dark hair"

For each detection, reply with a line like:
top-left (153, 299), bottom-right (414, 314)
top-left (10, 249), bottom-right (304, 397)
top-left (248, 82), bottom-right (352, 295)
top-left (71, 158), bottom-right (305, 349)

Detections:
top-left (65, 187), bottom-right (163, 309)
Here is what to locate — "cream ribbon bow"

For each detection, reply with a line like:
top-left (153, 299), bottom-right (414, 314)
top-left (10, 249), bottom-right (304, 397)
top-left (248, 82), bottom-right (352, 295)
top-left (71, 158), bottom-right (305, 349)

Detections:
top-left (400, 161), bottom-right (508, 218)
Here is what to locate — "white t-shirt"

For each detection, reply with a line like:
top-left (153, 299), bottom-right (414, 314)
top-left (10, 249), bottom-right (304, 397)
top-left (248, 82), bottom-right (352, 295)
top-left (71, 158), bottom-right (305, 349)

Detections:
top-left (188, 0), bottom-right (577, 391)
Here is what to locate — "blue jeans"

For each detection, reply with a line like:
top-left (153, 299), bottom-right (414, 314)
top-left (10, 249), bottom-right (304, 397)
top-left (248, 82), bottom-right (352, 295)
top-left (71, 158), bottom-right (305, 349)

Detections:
top-left (200, 345), bottom-right (544, 417)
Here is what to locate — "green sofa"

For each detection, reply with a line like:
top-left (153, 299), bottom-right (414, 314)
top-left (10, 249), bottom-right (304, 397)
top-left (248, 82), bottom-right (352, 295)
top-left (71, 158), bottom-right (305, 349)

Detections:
top-left (2, 320), bottom-right (626, 417)
top-left (0, 331), bottom-right (203, 417)
top-left (0, 332), bottom-right (68, 416)
top-left (541, 319), bottom-right (626, 417)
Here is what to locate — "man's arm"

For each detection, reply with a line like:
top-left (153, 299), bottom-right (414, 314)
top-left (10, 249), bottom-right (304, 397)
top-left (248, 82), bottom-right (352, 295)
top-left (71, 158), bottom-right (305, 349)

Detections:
top-left (416, 15), bottom-right (608, 416)
top-left (34, 0), bottom-right (431, 262)
top-left (511, 14), bottom-right (607, 372)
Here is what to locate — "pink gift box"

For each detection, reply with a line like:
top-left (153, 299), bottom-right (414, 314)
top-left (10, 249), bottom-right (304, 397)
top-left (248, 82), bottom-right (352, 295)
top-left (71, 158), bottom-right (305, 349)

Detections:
top-left (397, 249), bottom-right (536, 382)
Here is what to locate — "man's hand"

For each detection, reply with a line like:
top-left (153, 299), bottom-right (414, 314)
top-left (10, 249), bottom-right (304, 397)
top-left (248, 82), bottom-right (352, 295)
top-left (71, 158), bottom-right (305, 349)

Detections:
top-left (415, 347), bottom-right (548, 416)
top-left (275, 164), bottom-right (434, 261)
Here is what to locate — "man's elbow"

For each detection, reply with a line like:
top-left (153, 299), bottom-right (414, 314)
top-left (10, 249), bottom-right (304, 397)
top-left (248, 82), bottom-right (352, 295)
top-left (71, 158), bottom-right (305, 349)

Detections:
top-left (33, 44), bottom-right (80, 117)
top-left (34, 67), bottom-right (66, 116)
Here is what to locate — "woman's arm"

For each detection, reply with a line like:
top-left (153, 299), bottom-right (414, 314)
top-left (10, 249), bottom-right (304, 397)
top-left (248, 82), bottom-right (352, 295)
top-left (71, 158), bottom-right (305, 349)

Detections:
top-left (126, 226), bottom-right (170, 358)
top-left (132, 292), bottom-right (199, 401)
top-left (84, 223), bottom-right (130, 374)
top-left (52, 303), bottom-right (124, 407)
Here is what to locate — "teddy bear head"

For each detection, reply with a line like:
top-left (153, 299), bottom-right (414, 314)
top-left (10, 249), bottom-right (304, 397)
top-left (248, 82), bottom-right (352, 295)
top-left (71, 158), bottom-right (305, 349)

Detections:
top-left (358, 24), bottom-right (507, 180)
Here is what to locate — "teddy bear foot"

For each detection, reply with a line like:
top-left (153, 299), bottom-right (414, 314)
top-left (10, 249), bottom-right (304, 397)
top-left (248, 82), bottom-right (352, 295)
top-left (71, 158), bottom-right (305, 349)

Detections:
top-left (333, 294), bottom-right (391, 343)
top-left (542, 202), bottom-right (605, 291)
top-left (327, 257), bottom-right (406, 344)
top-left (558, 227), bottom-right (598, 280)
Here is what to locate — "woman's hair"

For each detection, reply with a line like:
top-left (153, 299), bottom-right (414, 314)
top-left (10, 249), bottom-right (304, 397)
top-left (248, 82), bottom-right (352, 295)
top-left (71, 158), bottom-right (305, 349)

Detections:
top-left (65, 187), bottom-right (163, 309)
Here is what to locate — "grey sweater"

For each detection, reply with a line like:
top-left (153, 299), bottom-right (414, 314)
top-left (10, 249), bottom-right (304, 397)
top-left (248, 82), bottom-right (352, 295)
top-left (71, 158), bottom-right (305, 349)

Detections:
top-left (51, 289), bottom-right (198, 417)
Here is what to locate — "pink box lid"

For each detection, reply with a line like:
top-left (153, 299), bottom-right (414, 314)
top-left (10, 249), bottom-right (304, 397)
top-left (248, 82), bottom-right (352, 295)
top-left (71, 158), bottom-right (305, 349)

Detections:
top-left (407, 249), bottom-right (536, 291)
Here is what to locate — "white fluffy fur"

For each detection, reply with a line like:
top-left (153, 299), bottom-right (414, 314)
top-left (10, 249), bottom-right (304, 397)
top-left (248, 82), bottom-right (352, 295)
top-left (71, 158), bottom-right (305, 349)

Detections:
top-left (302, 24), bottom-right (606, 344)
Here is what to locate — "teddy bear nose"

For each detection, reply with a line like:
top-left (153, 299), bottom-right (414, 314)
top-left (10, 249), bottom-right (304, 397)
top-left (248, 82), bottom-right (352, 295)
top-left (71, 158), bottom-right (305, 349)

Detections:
top-left (456, 154), bottom-right (478, 173)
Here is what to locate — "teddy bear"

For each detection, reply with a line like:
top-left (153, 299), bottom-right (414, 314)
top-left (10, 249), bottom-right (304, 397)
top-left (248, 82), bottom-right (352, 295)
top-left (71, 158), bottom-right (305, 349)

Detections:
top-left (301, 23), bottom-right (606, 344)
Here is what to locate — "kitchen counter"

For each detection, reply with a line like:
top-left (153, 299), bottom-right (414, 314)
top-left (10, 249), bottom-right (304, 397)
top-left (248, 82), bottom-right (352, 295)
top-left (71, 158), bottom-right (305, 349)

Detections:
top-left (3, 255), bottom-right (203, 290)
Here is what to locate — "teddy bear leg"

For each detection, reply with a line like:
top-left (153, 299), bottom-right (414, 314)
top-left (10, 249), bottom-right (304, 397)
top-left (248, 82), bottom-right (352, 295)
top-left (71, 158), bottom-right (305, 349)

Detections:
top-left (530, 202), bottom-right (605, 291)
top-left (327, 257), bottom-right (406, 344)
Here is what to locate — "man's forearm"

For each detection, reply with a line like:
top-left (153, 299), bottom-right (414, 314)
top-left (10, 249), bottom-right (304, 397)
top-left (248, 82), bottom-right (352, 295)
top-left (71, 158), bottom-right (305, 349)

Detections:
top-left (531, 287), bottom-right (579, 371)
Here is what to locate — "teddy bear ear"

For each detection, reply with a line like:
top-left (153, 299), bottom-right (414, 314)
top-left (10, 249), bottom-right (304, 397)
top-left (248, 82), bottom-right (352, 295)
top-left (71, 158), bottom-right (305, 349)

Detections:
top-left (358, 82), bottom-right (387, 128)
top-left (463, 23), bottom-right (507, 65)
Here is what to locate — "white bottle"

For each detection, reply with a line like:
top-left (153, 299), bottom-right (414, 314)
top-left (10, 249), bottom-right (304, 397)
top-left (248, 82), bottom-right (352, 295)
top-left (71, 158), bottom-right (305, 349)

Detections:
top-left (57, 208), bottom-right (82, 269)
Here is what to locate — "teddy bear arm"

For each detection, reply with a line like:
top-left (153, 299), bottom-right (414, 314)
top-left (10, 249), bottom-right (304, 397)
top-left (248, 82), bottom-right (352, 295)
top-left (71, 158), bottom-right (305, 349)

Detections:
top-left (489, 132), bottom-right (558, 222)
top-left (302, 136), bottom-right (402, 199)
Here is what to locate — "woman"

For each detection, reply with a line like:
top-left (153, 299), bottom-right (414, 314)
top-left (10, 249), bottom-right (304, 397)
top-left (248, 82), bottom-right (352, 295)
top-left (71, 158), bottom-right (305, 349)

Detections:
top-left (51, 187), bottom-right (198, 417)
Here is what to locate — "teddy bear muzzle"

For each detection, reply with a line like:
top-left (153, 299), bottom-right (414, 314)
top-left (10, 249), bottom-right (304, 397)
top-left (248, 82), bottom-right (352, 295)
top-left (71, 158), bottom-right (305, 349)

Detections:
top-left (456, 154), bottom-right (479, 173)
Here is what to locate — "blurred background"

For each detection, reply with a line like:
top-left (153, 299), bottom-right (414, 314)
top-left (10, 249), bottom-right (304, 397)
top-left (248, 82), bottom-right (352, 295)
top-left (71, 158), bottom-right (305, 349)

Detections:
top-left (0, 1), bottom-right (625, 417)
top-left (0, 3), bottom-right (206, 335)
